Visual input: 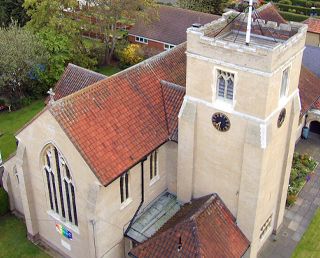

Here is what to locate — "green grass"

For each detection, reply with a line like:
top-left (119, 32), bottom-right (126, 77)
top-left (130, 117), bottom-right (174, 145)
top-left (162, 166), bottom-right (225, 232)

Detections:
top-left (0, 100), bottom-right (45, 161)
top-left (292, 209), bottom-right (320, 258)
top-left (96, 65), bottom-right (122, 76)
top-left (0, 215), bottom-right (49, 258)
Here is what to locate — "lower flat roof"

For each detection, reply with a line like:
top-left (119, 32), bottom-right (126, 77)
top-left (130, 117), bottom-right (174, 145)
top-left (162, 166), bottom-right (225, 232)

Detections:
top-left (126, 192), bottom-right (181, 243)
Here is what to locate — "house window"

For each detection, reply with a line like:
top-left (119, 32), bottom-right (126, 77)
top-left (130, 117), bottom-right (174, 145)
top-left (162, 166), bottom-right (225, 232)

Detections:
top-left (216, 69), bottom-right (234, 102)
top-left (260, 214), bottom-right (273, 239)
top-left (150, 150), bottom-right (158, 180)
top-left (135, 36), bottom-right (148, 44)
top-left (280, 67), bottom-right (289, 98)
top-left (164, 43), bottom-right (175, 50)
top-left (43, 145), bottom-right (78, 226)
top-left (120, 171), bottom-right (130, 203)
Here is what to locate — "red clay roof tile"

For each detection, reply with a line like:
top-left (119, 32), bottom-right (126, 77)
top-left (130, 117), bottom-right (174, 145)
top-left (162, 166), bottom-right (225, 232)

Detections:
top-left (129, 194), bottom-right (250, 258)
top-left (256, 3), bottom-right (287, 25)
top-left (50, 44), bottom-right (186, 186)
top-left (303, 17), bottom-right (320, 34)
top-left (53, 63), bottom-right (106, 101)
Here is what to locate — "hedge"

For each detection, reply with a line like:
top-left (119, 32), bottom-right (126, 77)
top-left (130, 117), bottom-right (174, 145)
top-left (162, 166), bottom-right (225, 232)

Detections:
top-left (0, 187), bottom-right (9, 216)
top-left (267, 0), bottom-right (320, 8)
top-left (276, 3), bottom-right (320, 15)
top-left (279, 10), bottom-right (310, 21)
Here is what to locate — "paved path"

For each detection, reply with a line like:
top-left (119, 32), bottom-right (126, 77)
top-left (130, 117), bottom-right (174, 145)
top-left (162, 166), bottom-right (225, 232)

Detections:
top-left (258, 133), bottom-right (320, 258)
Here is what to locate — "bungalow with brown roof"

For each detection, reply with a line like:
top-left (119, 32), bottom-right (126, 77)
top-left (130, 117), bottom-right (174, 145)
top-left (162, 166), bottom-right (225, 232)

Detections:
top-left (128, 5), bottom-right (220, 53)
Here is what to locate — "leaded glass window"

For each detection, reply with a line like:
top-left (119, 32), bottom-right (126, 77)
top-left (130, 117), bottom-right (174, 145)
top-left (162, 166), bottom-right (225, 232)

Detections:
top-left (216, 70), bottom-right (235, 102)
top-left (280, 68), bottom-right (289, 98)
top-left (150, 150), bottom-right (158, 180)
top-left (43, 145), bottom-right (78, 226)
top-left (120, 171), bottom-right (130, 203)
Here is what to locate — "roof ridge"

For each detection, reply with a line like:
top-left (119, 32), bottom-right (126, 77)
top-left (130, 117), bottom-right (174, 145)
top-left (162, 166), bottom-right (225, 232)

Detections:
top-left (256, 2), bottom-right (273, 13)
top-left (52, 43), bottom-right (187, 105)
top-left (158, 4), bottom-right (220, 18)
top-left (67, 63), bottom-right (107, 78)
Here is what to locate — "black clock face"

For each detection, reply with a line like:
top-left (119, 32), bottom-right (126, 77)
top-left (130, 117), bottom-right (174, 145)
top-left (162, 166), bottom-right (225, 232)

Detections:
top-left (212, 112), bottom-right (230, 132)
top-left (277, 108), bottom-right (286, 128)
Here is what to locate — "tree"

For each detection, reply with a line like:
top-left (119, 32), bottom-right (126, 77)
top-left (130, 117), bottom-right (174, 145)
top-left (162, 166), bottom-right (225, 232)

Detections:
top-left (0, 23), bottom-right (48, 108)
top-left (85, 0), bottom-right (157, 65)
top-left (178, 0), bottom-right (229, 15)
top-left (23, 0), bottom-right (98, 78)
top-left (0, 0), bottom-right (29, 27)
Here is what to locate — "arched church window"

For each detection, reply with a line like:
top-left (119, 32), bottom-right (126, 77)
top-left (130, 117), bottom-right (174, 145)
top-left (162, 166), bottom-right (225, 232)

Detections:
top-left (217, 70), bottom-right (234, 102)
top-left (43, 145), bottom-right (78, 226)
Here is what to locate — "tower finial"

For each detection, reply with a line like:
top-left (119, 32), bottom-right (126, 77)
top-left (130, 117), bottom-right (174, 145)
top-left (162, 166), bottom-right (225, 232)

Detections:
top-left (245, 0), bottom-right (254, 45)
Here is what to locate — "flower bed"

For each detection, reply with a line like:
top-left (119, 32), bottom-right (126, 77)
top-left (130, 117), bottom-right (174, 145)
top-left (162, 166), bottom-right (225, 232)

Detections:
top-left (287, 153), bottom-right (318, 207)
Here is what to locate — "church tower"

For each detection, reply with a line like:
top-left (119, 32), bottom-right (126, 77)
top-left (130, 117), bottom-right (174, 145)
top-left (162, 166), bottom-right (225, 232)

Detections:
top-left (177, 11), bottom-right (307, 257)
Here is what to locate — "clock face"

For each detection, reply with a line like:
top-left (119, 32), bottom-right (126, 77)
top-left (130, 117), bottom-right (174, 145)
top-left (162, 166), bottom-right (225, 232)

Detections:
top-left (277, 108), bottom-right (286, 128)
top-left (212, 112), bottom-right (230, 132)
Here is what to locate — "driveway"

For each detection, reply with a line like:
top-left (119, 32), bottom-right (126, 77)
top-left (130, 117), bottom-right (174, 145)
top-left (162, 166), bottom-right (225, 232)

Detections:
top-left (258, 132), bottom-right (320, 258)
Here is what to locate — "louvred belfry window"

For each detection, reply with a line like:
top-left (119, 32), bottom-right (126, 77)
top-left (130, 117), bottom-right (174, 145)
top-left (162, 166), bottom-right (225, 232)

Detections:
top-left (216, 69), bottom-right (234, 102)
top-left (43, 145), bottom-right (78, 226)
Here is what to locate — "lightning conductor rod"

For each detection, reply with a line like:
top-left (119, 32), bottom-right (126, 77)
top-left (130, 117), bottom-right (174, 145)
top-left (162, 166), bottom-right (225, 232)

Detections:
top-left (245, 0), bottom-right (254, 46)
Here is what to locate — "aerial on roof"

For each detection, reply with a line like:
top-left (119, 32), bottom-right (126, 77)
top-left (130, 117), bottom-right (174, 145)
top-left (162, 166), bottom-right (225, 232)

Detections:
top-left (129, 5), bottom-right (220, 45)
top-left (50, 44), bottom-right (186, 186)
top-left (53, 63), bottom-right (107, 101)
top-left (129, 194), bottom-right (250, 258)
top-left (303, 17), bottom-right (320, 34)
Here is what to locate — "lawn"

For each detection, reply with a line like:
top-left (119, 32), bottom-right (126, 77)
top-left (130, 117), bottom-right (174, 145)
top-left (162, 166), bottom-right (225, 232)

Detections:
top-left (0, 215), bottom-right (50, 258)
top-left (292, 209), bottom-right (320, 258)
top-left (0, 100), bottom-right (45, 161)
top-left (96, 65), bottom-right (122, 76)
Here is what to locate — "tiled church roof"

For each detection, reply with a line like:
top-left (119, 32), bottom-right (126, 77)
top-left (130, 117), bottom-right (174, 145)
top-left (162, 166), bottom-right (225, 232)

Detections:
top-left (299, 66), bottom-right (320, 114)
top-left (129, 194), bottom-right (250, 258)
top-left (53, 63), bottom-right (106, 101)
top-left (50, 44), bottom-right (186, 186)
top-left (48, 40), bottom-right (319, 185)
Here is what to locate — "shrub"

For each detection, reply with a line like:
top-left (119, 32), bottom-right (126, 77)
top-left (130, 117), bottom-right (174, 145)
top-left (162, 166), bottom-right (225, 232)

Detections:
top-left (279, 0), bottom-right (293, 5)
top-left (286, 194), bottom-right (297, 206)
top-left (0, 187), bottom-right (9, 216)
top-left (279, 11), bottom-right (309, 22)
top-left (118, 44), bottom-right (144, 69)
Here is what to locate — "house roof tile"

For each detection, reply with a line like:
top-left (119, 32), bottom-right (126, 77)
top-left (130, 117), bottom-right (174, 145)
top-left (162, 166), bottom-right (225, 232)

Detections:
top-left (50, 44), bottom-right (186, 186)
top-left (129, 5), bottom-right (220, 45)
top-left (256, 3), bottom-right (287, 24)
top-left (303, 17), bottom-right (320, 34)
top-left (129, 194), bottom-right (250, 258)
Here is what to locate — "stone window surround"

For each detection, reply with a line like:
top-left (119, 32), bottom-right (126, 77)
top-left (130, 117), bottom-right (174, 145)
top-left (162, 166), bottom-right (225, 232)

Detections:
top-left (42, 143), bottom-right (78, 227)
top-left (279, 64), bottom-right (292, 106)
top-left (259, 213), bottom-right (273, 241)
top-left (120, 171), bottom-right (131, 209)
top-left (212, 66), bottom-right (238, 111)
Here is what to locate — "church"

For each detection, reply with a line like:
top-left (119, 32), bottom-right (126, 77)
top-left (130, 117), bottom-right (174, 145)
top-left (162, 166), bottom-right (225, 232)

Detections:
top-left (2, 6), bottom-right (318, 258)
